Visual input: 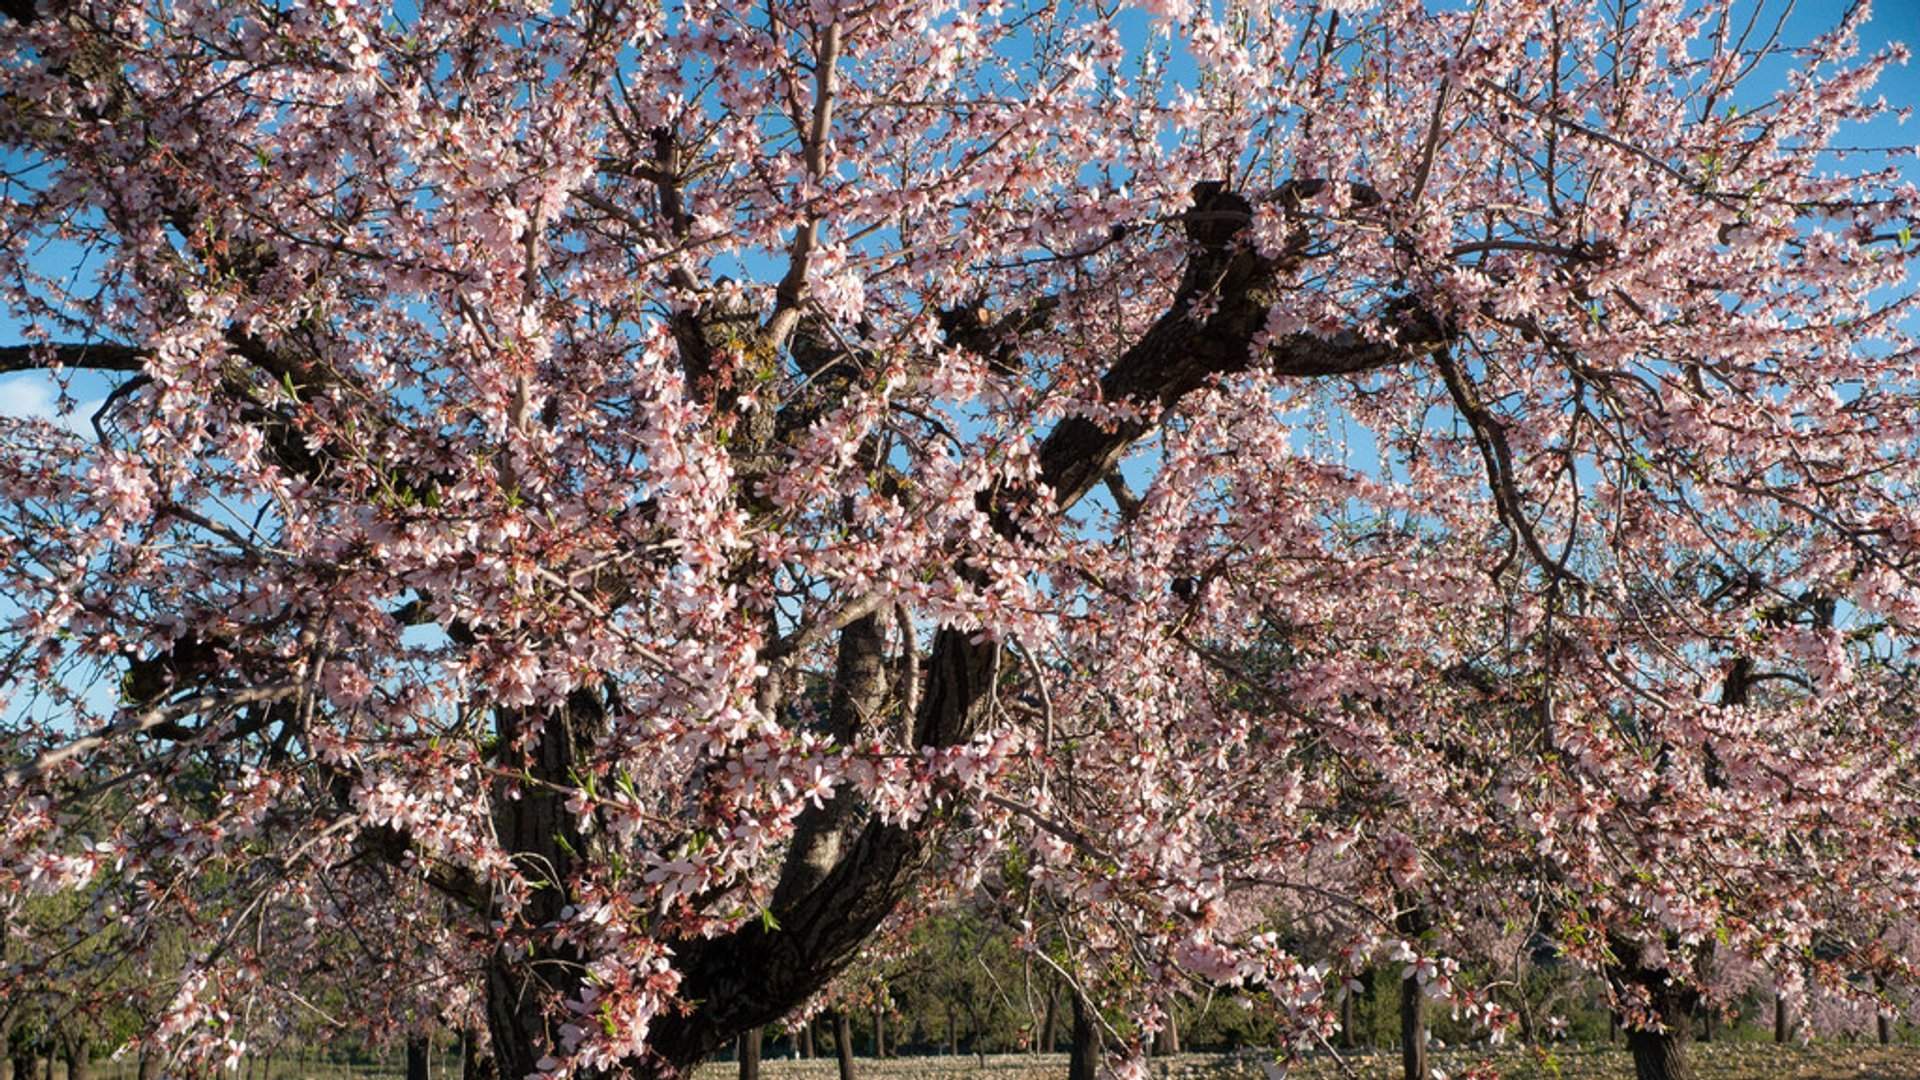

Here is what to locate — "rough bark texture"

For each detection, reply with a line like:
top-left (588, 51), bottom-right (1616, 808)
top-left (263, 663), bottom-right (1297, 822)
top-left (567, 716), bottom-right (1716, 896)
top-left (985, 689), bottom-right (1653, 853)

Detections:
top-left (1068, 994), bottom-right (1099, 1080)
top-left (1627, 1019), bottom-right (1698, 1080)
top-left (1611, 941), bottom-right (1699, 1080)
top-left (483, 692), bottom-right (608, 1080)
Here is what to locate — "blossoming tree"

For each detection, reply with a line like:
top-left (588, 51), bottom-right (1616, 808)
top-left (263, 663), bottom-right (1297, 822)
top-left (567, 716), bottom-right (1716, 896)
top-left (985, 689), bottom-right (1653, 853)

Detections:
top-left (2, 1), bottom-right (1915, 1080)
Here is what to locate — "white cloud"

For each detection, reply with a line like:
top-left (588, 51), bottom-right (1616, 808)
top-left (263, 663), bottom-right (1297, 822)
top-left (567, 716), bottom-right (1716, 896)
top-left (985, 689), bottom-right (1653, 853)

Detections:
top-left (0, 374), bottom-right (104, 436)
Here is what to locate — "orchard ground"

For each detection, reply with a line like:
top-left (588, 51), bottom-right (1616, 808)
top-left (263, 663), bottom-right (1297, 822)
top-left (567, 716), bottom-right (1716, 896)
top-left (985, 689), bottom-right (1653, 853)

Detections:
top-left (57, 1046), bottom-right (1920, 1080)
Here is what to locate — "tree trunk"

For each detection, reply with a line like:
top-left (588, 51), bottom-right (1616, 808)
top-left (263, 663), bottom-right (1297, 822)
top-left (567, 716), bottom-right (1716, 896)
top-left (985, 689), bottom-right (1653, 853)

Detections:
top-left (461, 1028), bottom-right (497, 1080)
top-left (832, 1012), bottom-right (855, 1080)
top-left (1153, 1006), bottom-right (1179, 1057)
top-left (1068, 993), bottom-right (1100, 1080)
top-left (1039, 990), bottom-right (1057, 1054)
top-left (483, 693), bottom-right (607, 1080)
top-left (407, 1037), bottom-right (429, 1080)
top-left (800, 1021), bottom-right (814, 1060)
top-left (1396, 904), bottom-right (1430, 1080)
top-left (1624, 982), bottom-right (1698, 1080)
top-left (1398, 969), bottom-right (1428, 1080)
top-left (60, 1034), bottom-right (87, 1080)
top-left (737, 1028), bottom-right (761, 1080)
top-left (1340, 980), bottom-right (1358, 1050)
top-left (1774, 993), bottom-right (1790, 1044)
top-left (872, 1007), bottom-right (884, 1059)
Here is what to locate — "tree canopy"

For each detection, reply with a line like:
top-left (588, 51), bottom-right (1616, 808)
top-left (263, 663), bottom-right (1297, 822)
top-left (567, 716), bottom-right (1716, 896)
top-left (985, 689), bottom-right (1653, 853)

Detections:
top-left (1, 1), bottom-right (1916, 1078)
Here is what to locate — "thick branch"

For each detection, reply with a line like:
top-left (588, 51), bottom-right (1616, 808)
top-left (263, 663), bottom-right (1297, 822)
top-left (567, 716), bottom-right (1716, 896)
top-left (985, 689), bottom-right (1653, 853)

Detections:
top-left (647, 183), bottom-right (1452, 1072)
top-left (0, 343), bottom-right (145, 374)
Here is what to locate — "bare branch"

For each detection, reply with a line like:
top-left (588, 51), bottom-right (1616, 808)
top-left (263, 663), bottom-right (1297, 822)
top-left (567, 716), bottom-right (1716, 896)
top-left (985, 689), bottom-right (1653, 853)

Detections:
top-left (0, 343), bottom-right (146, 374)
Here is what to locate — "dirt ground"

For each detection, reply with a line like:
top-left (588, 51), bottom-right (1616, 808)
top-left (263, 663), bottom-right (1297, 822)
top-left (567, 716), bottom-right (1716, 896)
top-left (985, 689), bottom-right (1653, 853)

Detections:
top-left (708, 1044), bottom-right (1920, 1080)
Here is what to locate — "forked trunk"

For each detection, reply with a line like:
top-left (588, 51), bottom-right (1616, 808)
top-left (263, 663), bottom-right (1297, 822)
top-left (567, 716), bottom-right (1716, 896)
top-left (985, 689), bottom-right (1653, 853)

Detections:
top-left (60, 1033), bottom-right (88, 1080)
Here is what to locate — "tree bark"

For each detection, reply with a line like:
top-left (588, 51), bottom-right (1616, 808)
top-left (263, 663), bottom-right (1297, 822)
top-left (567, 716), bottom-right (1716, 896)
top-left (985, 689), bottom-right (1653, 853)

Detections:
top-left (461, 1028), bottom-right (497, 1080)
top-left (1040, 988), bottom-right (1059, 1054)
top-left (871, 1007), bottom-right (884, 1059)
top-left (736, 1028), bottom-right (761, 1080)
top-left (1876, 974), bottom-right (1893, 1046)
top-left (1396, 905), bottom-right (1430, 1080)
top-left (832, 1012), bottom-right (855, 1080)
top-left (59, 1034), bottom-right (87, 1080)
top-left (1340, 979), bottom-right (1358, 1050)
top-left (1624, 979), bottom-right (1698, 1080)
top-left (483, 692), bottom-right (609, 1080)
top-left (1774, 993), bottom-right (1790, 1044)
top-left (407, 1037), bottom-right (430, 1080)
top-left (1398, 970), bottom-right (1428, 1080)
top-left (1068, 993), bottom-right (1100, 1080)
top-left (799, 1021), bottom-right (813, 1061)
top-left (1153, 1006), bottom-right (1179, 1057)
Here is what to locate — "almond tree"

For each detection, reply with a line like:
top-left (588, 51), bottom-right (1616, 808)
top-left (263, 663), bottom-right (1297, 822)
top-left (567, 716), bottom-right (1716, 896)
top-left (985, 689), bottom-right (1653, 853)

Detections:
top-left (2, 2), bottom-right (1916, 1080)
